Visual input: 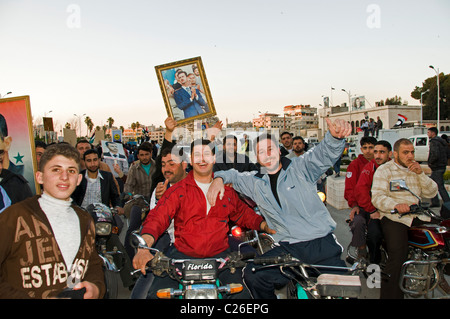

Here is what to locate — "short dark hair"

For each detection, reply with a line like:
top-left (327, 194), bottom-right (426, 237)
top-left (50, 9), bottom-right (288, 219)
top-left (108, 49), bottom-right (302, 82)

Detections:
top-left (222, 135), bottom-right (237, 145)
top-left (280, 131), bottom-right (292, 138)
top-left (190, 139), bottom-right (215, 155)
top-left (83, 148), bottom-right (99, 160)
top-left (0, 114), bottom-right (8, 140)
top-left (375, 140), bottom-right (392, 152)
top-left (76, 139), bottom-right (92, 148)
top-left (161, 145), bottom-right (187, 162)
top-left (428, 127), bottom-right (438, 135)
top-left (35, 140), bottom-right (47, 149)
top-left (292, 136), bottom-right (305, 143)
top-left (254, 133), bottom-right (278, 155)
top-left (39, 143), bottom-right (81, 172)
top-left (138, 142), bottom-right (153, 154)
top-left (360, 136), bottom-right (377, 146)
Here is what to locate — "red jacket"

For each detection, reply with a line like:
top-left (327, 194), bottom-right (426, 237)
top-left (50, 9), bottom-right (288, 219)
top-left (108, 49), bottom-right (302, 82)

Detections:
top-left (344, 154), bottom-right (370, 208)
top-left (355, 159), bottom-right (391, 213)
top-left (141, 171), bottom-right (264, 258)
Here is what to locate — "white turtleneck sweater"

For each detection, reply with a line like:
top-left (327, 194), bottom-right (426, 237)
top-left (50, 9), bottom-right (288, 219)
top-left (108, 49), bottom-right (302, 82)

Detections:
top-left (38, 193), bottom-right (81, 270)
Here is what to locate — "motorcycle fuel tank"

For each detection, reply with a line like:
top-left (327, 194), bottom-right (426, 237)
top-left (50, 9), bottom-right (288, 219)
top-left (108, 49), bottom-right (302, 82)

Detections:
top-left (408, 224), bottom-right (449, 251)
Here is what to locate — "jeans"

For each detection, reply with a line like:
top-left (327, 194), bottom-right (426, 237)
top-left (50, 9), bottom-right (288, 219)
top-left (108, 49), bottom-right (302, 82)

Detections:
top-left (243, 233), bottom-right (345, 299)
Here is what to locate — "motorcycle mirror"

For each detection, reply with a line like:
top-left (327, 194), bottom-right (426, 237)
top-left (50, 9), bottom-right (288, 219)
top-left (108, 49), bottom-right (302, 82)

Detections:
top-left (389, 180), bottom-right (408, 192)
top-left (389, 179), bottom-right (422, 204)
top-left (130, 231), bottom-right (148, 249)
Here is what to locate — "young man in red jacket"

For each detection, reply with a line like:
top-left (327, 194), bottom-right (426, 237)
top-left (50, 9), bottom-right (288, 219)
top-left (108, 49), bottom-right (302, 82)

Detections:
top-left (353, 140), bottom-right (392, 263)
top-left (133, 139), bottom-right (274, 298)
top-left (344, 136), bottom-right (376, 259)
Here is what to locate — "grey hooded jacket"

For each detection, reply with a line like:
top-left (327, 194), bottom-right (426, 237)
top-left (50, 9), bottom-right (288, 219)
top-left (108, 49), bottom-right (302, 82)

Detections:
top-left (214, 131), bottom-right (345, 244)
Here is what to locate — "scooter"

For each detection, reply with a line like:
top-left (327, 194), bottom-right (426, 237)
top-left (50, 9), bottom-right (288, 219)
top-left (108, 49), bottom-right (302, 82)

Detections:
top-left (130, 232), bottom-right (248, 299)
top-left (87, 203), bottom-right (135, 298)
top-left (389, 179), bottom-right (450, 298)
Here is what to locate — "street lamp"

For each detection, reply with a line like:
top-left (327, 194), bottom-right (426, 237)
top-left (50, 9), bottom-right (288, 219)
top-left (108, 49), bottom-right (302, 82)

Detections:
top-left (341, 89), bottom-right (351, 110)
top-left (420, 89), bottom-right (429, 126)
top-left (0, 91), bottom-right (12, 98)
top-left (429, 65), bottom-right (440, 130)
top-left (342, 89), bottom-right (353, 132)
top-left (74, 113), bottom-right (86, 137)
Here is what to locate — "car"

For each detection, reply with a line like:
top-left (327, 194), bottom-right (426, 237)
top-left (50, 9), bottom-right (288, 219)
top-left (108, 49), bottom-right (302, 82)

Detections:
top-left (408, 132), bottom-right (449, 163)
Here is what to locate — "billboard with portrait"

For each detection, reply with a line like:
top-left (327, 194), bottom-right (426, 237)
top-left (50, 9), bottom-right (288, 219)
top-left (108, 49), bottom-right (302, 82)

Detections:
top-left (0, 95), bottom-right (39, 194)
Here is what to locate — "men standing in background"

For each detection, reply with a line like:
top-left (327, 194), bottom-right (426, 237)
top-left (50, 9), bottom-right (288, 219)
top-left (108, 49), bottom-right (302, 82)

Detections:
top-left (427, 127), bottom-right (450, 216)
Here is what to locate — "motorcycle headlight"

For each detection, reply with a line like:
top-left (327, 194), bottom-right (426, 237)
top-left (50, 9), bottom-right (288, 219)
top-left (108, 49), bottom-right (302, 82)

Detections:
top-left (185, 284), bottom-right (217, 299)
top-left (95, 222), bottom-right (112, 236)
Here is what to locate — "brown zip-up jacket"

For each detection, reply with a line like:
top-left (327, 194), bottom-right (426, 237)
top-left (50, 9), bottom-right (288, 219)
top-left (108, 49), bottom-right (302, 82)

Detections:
top-left (124, 159), bottom-right (156, 199)
top-left (0, 195), bottom-right (105, 299)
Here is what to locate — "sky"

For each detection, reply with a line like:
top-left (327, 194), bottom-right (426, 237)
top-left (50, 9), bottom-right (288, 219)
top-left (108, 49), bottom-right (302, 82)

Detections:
top-left (1, 0), bottom-right (449, 135)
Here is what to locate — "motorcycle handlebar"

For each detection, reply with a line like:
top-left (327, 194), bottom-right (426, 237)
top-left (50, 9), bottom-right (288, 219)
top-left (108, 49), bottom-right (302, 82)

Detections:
top-left (253, 254), bottom-right (296, 265)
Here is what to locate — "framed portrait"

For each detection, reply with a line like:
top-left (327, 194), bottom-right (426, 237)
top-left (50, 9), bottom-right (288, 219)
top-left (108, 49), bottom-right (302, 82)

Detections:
top-left (155, 56), bottom-right (216, 126)
top-left (101, 140), bottom-right (126, 160)
top-left (0, 95), bottom-right (40, 194)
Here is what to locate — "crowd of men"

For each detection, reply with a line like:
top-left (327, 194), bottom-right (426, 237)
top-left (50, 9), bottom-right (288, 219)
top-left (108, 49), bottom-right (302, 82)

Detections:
top-left (0, 116), bottom-right (449, 299)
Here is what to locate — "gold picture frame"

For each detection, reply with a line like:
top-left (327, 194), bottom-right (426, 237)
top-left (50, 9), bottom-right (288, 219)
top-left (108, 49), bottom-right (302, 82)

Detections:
top-left (0, 95), bottom-right (40, 194)
top-left (155, 56), bottom-right (216, 126)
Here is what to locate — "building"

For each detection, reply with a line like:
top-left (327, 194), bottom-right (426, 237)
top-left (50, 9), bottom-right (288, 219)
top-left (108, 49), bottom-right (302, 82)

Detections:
top-left (284, 104), bottom-right (319, 136)
top-left (317, 104), bottom-right (426, 139)
top-left (252, 112), bottom-right (292, 131)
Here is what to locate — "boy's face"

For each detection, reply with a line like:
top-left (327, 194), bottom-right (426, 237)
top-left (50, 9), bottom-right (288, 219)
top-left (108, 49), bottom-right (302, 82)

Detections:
top-left (360, 143), bottom-right (375, 161)
top-left (36, 155), bottom-right (82, 201)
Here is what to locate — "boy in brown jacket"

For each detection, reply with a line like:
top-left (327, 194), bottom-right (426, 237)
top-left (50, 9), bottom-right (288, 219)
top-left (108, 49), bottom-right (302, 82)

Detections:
top-left (0, 143), bottom-right (105, 299)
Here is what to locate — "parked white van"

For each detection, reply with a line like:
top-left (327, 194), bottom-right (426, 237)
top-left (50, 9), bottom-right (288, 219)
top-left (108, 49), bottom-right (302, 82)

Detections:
top-left (408, 133), bottom-right (449, 163)
top-left (408, 134), bottom-right (429, 162)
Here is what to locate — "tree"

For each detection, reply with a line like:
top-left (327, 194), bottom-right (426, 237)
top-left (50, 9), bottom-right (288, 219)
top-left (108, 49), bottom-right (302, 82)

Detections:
top-left (384, 95), bottom-right (403, 105)
top-left (107, 117), bottom-right (114, 128)
top-left (85, 116), bottom-right (94, 134)
top-left (411, 73), bottom-right (450, 121)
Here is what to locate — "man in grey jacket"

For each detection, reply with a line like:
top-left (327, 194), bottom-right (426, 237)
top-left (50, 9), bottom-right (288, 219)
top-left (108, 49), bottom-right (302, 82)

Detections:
top-left (207, 118), bottom-right (351, 298)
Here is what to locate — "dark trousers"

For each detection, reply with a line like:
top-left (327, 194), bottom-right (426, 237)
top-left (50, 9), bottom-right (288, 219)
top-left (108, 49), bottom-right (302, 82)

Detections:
top-left (148, 245), bottom-right (251, 299)
top-left (430, 169), bottom-right (450, 207)
top-left (380, 217), bottom-right (438, 299)
top-left (124, 205), bottom-right (144, 260)
top-left (349, 209), bottom-right (383, 264)
top-left (243, 233), bottom-right (345, 299)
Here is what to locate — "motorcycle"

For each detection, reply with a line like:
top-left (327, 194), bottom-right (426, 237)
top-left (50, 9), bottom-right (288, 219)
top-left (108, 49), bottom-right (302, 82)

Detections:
top-left (230, 191), bottom-right (326, 256)
top-left (87, 203), bottom-right (135, 298)
top-left (389, 179), bottom-right (450, 298)
top-left (250, 254), bottom-right (366, 299)
top-left (229, 194), bottom-right (276, 256)
top-left (130, 232), bottom-right (248, 299)
top-left (231, 193), bottom-right (367, 299)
